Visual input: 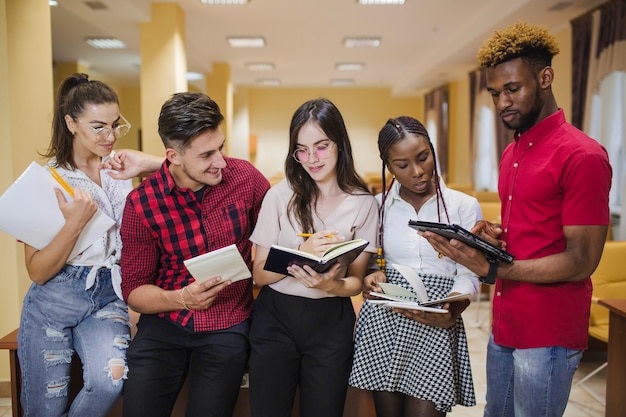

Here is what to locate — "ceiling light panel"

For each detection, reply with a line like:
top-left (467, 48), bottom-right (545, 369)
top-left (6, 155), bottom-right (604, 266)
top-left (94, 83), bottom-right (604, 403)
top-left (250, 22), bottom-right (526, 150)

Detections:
top-left (358, 0), bottom-right (405, 4)
top-left (336, 63), bottom-right (364, 71)
top-left (246, 62), bottom-right (275, 71)
top-left (343, 37), bottom-right (381, 48)
top-left (85, 37), bottom-right (126, 49)
top-left (331, 79), bottom-right (355, 86)
top-left (201, 0), bottom-right (248, 3)
top-left (227, 37), bottom-right (265, 48)
top-left (257, 79), bottom-right (280, 86)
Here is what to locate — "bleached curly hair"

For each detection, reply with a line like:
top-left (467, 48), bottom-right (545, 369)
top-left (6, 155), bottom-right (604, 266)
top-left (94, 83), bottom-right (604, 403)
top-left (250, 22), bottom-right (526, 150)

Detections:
top-left (477, 21), bottom-right (560, 69)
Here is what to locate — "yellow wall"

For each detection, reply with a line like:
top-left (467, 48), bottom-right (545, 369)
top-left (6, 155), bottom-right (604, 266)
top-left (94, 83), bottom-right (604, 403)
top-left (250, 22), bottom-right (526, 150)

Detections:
top-left (246, 87), bottom-right (422, 179)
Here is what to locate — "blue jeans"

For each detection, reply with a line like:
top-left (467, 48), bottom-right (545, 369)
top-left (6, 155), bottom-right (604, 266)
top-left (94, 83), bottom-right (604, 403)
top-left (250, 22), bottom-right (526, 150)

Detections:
top-left (18, 265), bottom-right (130, 417)
top-left (484, 333), bottom-right (583, 417)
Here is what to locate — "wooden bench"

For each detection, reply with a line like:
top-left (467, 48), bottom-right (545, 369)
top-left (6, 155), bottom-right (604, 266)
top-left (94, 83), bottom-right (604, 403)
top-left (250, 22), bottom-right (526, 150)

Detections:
top-left (1, 323), bottom-right (374, 417)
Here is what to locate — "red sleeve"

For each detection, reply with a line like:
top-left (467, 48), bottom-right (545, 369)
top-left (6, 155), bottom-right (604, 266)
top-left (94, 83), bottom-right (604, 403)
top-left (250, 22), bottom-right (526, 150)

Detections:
top-left (120, 194), bottom-right (161, 302)
top-left (562, 153), bottom-right (612, 226)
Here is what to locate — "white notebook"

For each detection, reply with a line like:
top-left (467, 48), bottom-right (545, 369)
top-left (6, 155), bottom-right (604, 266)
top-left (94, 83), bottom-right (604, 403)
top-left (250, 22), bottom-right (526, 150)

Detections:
top-left (183, 244), bottom-right (251, 283)
top-left (0, 162), bottom-right (116, 259)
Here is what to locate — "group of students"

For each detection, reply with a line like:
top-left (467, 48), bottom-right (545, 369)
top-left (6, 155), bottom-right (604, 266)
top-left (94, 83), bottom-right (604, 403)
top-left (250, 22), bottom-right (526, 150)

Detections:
top-left (16, 20), bottom-right (611, 417)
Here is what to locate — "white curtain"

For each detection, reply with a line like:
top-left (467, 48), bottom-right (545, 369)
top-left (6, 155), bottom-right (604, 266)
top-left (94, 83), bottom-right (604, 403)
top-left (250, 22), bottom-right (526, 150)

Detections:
top-left (472, 90), bottom-right (499, 191)
top-left (587, 71), bottom-right (626, 239)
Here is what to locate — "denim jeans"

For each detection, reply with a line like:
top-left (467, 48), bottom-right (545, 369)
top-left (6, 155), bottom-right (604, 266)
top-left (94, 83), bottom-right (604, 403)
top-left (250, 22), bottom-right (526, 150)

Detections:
top-left (484, 333), bottom-right (583, 417)
top-left (18, 265), bottom-right (130, 417)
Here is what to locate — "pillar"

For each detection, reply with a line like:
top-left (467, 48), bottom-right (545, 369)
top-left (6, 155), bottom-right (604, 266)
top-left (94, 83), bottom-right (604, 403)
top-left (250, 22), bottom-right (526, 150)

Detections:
top-left (0, 0), bottom-right (54, 382)
top-left (140, 2), bottom-right (187, 156)
top-left (206, 62), bottom-right (233, 153)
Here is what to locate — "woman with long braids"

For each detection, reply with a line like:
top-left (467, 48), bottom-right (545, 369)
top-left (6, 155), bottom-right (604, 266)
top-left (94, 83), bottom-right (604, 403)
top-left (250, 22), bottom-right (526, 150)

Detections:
top-left (349, 116), bottom-right (480, 417)
top-left (248, 97), bottom-right (378, 417)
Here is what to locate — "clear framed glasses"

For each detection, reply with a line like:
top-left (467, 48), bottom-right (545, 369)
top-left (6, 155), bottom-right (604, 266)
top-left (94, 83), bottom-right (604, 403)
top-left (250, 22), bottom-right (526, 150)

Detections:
top-left (292, 142), bottom-right (335, 163)
top-left (76, 114), bottom-right (131, 141)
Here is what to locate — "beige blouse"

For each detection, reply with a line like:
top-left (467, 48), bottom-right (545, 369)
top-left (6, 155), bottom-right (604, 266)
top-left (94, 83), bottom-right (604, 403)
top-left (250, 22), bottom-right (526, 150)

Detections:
top-left (250, 179), bottom-right (378, 299)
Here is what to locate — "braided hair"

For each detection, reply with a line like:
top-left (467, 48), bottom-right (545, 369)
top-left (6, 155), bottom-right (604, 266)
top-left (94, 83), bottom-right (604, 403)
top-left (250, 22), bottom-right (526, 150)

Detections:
top-left (376, 116), bottom-right (450, 271)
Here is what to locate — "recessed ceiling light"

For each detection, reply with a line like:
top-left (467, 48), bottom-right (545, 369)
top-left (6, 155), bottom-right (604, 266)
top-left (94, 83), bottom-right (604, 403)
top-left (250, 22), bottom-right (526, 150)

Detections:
top-left (85, 37), bottom-right (126, 49)
top-left (227, 36), bottom-right (265, 48)
top-left (257, 79), bottom-right (280, 86)
top-left (343, 37), bottom-right (381, 48)
top-left (49, 0), bottom-right (59, 6)
top-left (358, 0), bottom-right (405, 4)
top-left (187, 72), bottom-right (204, 81)
top-left (331, 79), bottom-right (355, 86)
top-left (246, 62), bottom-right (275, 71)
top-left (201, 0), bottom-right (248, 3)
top-left (336, 63), bottom-right (364, 71)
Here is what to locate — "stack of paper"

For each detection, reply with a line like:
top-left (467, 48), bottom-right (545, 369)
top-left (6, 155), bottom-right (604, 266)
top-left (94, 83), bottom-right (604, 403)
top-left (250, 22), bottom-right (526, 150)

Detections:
top-left (0, 162), bottom-right (116, 259)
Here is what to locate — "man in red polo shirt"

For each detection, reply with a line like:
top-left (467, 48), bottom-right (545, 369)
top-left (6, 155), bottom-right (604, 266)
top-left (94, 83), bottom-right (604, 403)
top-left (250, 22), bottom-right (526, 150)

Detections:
top-left (421, 22), bottom-right (612, 417)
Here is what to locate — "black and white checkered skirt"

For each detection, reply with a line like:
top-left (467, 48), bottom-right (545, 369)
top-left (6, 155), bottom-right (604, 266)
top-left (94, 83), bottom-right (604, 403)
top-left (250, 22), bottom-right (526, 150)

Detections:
top-left (348, 266), bottom-right (476, 413)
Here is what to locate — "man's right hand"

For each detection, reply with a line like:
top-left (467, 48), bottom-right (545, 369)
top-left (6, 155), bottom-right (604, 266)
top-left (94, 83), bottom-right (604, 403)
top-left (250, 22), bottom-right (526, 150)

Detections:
top-left (180, 277), bottom-right (232, 310)
top-left (471, 220), bottom-right (507, 250)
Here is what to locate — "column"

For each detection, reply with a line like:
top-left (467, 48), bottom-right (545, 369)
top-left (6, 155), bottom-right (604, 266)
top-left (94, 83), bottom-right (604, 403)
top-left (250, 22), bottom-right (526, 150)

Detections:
top-left (206, 62), bottom-right (233, 152)
top-left (0, 0), bottom-right (54, 381)
top-left (140, 2), bottom-right (187, 156)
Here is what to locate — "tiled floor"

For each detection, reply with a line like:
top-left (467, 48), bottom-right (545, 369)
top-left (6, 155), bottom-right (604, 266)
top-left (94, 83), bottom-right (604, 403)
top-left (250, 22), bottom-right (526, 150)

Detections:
top-left (0, 301), bottom-right (607, 417)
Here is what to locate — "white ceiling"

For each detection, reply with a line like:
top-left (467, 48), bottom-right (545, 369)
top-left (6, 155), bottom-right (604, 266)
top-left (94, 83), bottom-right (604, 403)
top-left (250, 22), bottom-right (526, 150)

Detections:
top-left (50, 0), bottom-right (603, 96)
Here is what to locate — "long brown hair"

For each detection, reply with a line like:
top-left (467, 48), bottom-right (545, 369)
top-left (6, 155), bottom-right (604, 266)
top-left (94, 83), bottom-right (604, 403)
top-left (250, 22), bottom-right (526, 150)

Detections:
top-left (284, 98), bottom-right (369, 233)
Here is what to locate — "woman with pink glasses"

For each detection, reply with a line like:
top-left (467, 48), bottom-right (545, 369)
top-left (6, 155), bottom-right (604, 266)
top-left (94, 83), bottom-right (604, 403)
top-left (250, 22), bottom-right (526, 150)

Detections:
top-left (248, 97), bottom-right (379, 417)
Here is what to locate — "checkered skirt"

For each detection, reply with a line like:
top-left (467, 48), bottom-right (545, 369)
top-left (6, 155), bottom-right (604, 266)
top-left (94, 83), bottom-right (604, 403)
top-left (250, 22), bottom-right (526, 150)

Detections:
top-left (348, 267), bottom-right (476, 412)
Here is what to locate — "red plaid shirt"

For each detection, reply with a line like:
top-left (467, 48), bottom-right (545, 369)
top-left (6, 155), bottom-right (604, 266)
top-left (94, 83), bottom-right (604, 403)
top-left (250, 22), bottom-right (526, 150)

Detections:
top-left (121, 157), bottom-right (269, 332)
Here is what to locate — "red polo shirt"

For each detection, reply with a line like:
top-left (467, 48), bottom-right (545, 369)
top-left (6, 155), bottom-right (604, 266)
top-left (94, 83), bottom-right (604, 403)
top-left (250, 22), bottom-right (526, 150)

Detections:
top-left (494, 109), bottom-right (611, 349)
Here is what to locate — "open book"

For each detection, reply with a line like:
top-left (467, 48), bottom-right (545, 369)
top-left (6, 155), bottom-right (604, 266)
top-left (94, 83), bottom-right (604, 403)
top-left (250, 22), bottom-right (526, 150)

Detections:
top-left (369, 281), bottom-right (471, 313)
top-left (0, 161), bottom-right (116, 259)
top-left (263, 238), bottom-right (369, 276)
top-left (183, 244), bottom-right (251, 283)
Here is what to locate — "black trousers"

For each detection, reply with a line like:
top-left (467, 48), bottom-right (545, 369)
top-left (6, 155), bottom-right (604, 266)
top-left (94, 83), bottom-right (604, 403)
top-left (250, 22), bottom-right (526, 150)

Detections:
top-left (122, 314), bottom-right (249, 417)
top-left (249, 286), bottom-right (356, 417)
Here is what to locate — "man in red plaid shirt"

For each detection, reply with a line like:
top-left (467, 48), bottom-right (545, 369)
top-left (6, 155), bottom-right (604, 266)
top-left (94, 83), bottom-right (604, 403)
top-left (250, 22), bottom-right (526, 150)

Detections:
top-left (119, 92), bottom-right (269, 417)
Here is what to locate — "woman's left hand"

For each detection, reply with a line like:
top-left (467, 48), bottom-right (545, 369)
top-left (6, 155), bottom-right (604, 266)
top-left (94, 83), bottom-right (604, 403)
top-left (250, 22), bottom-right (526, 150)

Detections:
top-left (394, 298), bottom-right (470, 328)
top-left (286, 263), bottom-right (342, 293)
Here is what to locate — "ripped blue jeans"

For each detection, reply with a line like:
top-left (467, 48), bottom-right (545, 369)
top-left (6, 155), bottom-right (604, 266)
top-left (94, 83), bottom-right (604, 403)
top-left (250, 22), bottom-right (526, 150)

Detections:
top-left (18, 265), bottom-right (130, 417)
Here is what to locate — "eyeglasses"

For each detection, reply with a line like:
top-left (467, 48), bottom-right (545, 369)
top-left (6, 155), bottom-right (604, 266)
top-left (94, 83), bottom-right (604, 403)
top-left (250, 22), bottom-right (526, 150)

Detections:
top-left (292, 142), bottom-right (335, 163)
top-left (76, 114), bottom-right (131, 141)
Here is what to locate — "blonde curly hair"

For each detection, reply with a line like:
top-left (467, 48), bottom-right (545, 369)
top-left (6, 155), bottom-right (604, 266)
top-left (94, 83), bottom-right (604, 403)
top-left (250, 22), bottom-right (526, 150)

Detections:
top-left (477, 21), bottom-right (560, 68)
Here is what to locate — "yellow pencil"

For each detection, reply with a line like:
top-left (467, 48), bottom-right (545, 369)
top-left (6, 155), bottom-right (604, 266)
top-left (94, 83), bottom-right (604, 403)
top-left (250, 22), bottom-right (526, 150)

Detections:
top-left (49, 166), bottom-right (74, 198)
top-left (297, 233), bottom-right (334, 238)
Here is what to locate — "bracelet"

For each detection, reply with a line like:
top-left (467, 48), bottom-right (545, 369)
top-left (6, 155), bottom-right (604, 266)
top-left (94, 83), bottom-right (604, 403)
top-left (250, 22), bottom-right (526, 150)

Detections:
top-left (180, 286), bottom-right (191, 310)
top-left (480, 258), bottom-right (499, 285)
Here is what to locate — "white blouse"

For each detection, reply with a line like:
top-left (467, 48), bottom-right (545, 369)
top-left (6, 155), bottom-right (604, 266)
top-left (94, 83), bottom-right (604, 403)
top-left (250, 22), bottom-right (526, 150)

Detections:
top-left (379, 180), bottom-right (481, 297)
top-left (50, 159), bottom-right (133, 299)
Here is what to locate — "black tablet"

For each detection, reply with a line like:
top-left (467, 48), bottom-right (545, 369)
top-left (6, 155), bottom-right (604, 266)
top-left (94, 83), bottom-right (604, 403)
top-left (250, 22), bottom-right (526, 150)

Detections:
top-left (408, 220), bottom-right (514, 263)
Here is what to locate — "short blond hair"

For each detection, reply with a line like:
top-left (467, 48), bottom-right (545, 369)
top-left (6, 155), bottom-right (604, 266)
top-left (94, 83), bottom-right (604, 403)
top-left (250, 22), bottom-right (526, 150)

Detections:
top-left (477, 21), bottom-right (560, 68)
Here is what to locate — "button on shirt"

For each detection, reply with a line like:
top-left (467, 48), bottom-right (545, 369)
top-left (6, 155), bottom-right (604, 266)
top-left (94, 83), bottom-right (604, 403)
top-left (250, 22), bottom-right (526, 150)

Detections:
top-left (120, 158), bottom-right (270, 332)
